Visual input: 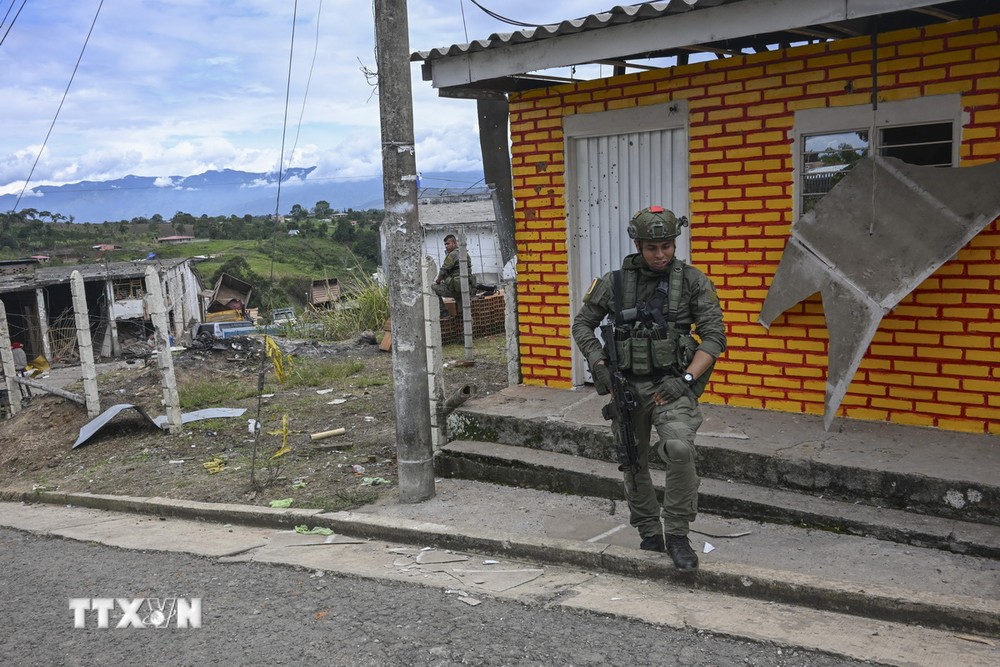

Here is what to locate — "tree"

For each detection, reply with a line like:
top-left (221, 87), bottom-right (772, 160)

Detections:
top-left (332, 219), bottom-right (356, 243)
top-left (313, 200), bottom-right (332, 219)
top-left (289, 204), bottom-right (308, 222)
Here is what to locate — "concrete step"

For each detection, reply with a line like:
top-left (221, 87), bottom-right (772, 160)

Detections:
top-left (446, 388), bottom-right (1000, 525)
top-left (437, 440), bottom-right (1000, 559)
top-left (434, 440), bottom-right (1000, 636)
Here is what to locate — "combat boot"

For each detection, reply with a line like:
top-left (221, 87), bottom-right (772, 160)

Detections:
top-left (639, 533), bottom-right (664, 552)
top-left (665, 534), bottom-right (698, 570)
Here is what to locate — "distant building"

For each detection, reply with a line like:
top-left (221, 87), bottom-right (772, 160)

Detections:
top-left (92, 243), bottom-right (121, 252)
top-left (308, 278), bottom-right (341, 308)
top-left (0, 258), bottom-right (202, 362)
top-left (157, 235), bottom-right (194, 244)
top-left (416, 195), bottom-right (502, 286)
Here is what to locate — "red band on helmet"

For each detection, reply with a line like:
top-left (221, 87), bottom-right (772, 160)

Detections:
top-left (648, 206), bottom-right (664, 213)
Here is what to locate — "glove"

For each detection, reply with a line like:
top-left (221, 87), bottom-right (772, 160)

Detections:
top-left (654, 376), bottom-right (689, 404)
top-left (591, 361), bottom-right (613, 396)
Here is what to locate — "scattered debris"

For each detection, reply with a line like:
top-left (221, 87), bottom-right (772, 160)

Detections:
top-left (72, 404), bottom-right (250, 448)
top-left (310, 427), bottom-right (346, 441)
top-left (269, 498), bottom-right (294, 508)
top-left (294, 525), bottom-right (334, 536)
top-left (703, 542), bottom-right (716, 554)
top-left (700, 431), bottom-right (751, 440)
top-left (72, 404), bottom-right (161, 448)
top-left (202, 457), bottom-right (225, 474)
top-left (953, 634), bottom-right (995, 647)
top-left (153, 407), bottom-right (247, 428)
top-left (416, 550), bottom-right (470, 565)
top-left (450, 568), bottom-right (544, 592)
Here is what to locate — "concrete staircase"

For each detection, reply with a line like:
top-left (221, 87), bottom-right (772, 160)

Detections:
top-left (438, 385), bottom-right (1000, 638)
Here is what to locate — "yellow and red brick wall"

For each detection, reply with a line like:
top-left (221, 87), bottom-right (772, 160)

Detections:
top-left (509, 14), bottom-right (1000, 434)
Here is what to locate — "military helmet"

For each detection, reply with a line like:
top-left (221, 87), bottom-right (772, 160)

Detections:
top-left (627, 206), bottom-right (687, 240)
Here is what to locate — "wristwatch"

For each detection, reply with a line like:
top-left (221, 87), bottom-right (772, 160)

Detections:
top-left (682, 372), bottom-right (695, 385)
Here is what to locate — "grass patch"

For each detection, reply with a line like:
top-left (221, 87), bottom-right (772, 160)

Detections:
top-left (293, 272), bottom-right (389, 341)
top-left (300, 487), bottom-right (380, 512)
top-left (178, 376), bottom-right (258, 410)
top-left (282, 359), bottom-right (365, 389)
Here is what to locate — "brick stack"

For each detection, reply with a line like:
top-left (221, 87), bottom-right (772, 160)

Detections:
top-left (440, 292), bottom-right (506, 344)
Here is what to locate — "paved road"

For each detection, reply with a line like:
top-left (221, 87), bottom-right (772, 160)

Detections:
top-left (1, 527), bottom-right (867, 667)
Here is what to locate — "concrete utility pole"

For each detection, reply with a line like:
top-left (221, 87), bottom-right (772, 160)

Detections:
top-left (0, 300), bottom-right (22, 416)
top-left (145, 266), bottom-right (182, 434)
top-left (456, 230), bottom-right (473, 362)
top-left (375, 0), bottom-right (435, 503)
top-left (70, 270), bottom-right (101, 418)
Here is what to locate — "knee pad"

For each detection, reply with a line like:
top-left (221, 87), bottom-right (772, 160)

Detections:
top-left (655, 437), bottom-right (694, 465)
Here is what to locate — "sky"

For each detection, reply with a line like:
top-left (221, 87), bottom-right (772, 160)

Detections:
top-left (0, 0), bottom-right (623, 201)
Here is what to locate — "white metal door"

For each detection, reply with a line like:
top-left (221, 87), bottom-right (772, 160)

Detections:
top-left (565, 102), bottom-right (689, 386)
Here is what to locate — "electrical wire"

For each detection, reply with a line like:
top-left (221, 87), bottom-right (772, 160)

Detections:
top-left (466, 0), bottom-right (548, 29)
top-left (287, 0), bottom-right (324, 169)
top-left (13, 0), bottom-right (105, 212)
top-left (251, 0), bottom-right (299, 491)
top-left (0, 0), bottom-right (27, 47)
top-left (272, 0), bottom-right (298, 220)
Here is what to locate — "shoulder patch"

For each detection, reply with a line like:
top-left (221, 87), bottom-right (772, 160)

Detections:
top-left (584, 278), bottom-right (599, 300)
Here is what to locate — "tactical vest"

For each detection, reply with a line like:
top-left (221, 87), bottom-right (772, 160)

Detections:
top-left (609, 259), bottom-right (713, 396)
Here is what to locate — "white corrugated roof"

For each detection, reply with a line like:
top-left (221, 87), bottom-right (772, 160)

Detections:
top-left (412, 0), bottom-right (726, 62)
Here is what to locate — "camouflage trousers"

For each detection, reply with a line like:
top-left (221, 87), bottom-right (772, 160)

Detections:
top-left (613, 376), bottom-right (703, 538)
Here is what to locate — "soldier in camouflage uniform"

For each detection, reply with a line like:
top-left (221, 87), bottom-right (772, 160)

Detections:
top-left (432, 234), bottom-right (476, 317)
top-left (572, 206), bottom-right (727, 570)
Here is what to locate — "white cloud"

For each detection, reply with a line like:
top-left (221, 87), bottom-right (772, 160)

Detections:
top-left (0, 0), bottom-right (617, 194)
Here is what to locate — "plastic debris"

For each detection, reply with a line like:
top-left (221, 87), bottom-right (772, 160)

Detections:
top-left (703, 542), bottom-right (716, 554)
top-left (360, 477), bottom-right (391, 486)
top-left (202, 457), bottom-right (225, 474)
top-left (294, 525), bottom-right (334, 536)
top-left (269, 498), bottom-right (294, 508)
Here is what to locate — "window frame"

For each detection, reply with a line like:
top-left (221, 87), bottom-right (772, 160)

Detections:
top-left (792, 95), bottom-right (964, 221)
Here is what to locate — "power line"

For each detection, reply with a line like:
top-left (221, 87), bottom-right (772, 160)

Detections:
top-left (13, 0), bottom-right (106, 211)
top-left (287, 0), bottom-right (324, 168)
top-left (466, 0), bottom-right (549, 29)
top-left (0, 0), bottom-right (27, 47)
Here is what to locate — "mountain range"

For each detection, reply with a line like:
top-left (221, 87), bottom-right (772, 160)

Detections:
top-left (1, 167), bottom-right (487, 222)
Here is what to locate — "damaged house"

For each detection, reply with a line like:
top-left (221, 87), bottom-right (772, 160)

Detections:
top-left (0, 258), bottom-right (203, 363)
top-left (413, 0), bottom-right (1000, 434)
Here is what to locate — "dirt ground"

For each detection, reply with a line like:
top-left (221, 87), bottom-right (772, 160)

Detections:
top-left (0, 332), bottom-right (509, 511)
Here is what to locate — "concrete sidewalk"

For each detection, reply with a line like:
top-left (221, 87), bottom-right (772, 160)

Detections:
top-left (1, 491), bottom-right (997, 667)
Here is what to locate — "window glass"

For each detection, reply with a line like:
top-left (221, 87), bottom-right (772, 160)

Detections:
top-left (800, 130), bottom-right (869, 214)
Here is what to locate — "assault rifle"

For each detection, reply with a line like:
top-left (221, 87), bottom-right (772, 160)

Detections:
top-left (599, 322), bottom-right (639, 483)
